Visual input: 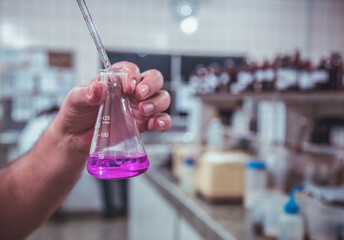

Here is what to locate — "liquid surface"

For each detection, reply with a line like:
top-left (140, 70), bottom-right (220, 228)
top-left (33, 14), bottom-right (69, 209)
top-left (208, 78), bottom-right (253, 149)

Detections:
top-left (87, 152), bottom-right (149, 179)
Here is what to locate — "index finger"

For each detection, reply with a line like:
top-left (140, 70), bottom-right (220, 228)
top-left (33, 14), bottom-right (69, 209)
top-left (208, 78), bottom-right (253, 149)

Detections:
top-left (135, 69), bottom-right (164, 101)
top-left (112, 61), bottom-right (141, 94)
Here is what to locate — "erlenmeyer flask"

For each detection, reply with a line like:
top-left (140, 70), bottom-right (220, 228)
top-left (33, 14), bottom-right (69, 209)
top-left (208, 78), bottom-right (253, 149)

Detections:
top-left (87, 69), bottom-right (149, 179)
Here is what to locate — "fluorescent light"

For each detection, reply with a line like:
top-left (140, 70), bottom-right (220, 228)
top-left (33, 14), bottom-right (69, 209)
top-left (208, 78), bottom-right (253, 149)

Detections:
top-left (180, 17), bottom-right (198, 34)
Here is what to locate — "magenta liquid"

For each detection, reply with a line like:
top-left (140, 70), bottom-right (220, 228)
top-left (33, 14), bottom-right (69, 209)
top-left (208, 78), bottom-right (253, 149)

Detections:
top-left (87, 152), bottom-right (149, 179)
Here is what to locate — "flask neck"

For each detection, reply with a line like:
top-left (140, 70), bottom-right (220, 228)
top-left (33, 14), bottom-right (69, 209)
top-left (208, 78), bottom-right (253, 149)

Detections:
top-left (100, 71), bottom-right (125, 96)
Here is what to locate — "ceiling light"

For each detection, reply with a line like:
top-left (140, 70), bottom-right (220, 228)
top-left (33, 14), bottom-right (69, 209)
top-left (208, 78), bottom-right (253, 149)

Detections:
top-left (180, 4), bottom-right (193, 17)
top-left (180, 17), bottom-right (198, 34)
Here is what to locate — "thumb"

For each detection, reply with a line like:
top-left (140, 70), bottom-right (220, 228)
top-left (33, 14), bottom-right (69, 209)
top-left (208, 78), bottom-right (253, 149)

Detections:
top-left (56, 81), bottom-right (105, 136)
top-left (67, 81), bottom-right (105, 109)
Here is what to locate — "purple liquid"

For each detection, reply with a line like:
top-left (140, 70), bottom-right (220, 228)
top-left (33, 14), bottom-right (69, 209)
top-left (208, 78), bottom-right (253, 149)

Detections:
top-left (87, 152), bottom-right (149, 179)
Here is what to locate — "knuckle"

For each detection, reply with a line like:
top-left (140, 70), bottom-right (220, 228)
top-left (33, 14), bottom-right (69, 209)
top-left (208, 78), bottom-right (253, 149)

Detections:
top-left (157, 91), bottom-right (171, 111)
top-left (151, 69), bottom-right (164, 83)
top-left (152, 69), bottom-right (162, 77)
top-left (161, 90), bottom-right (171, 103)
top-left (115, 61), bottom-right (140, 75)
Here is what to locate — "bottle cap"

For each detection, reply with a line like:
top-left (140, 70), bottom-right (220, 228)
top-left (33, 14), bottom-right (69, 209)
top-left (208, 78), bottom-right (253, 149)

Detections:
top-left (284, 199), bottom-right (299, 214)
top-left (246, 160), bottom-right (266, 169)
top-left (184, 157), bottom-right (195, 166)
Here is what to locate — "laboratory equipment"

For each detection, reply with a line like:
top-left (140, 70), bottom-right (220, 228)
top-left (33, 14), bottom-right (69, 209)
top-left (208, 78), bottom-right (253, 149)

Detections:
top-left (76, 0), bottom-right (149, 179)
top-left (279, 184), bottom-right (305, 240)
top-left (279, 199), bottom-right (304, 240)
top-left (262, 190), bottom-right (288, 239)
top-left (76, 0), bottom-right (111, 70)
top-left (87, 70), bottom-right (149, 179)
top-left (244, 160), bottom-right (267, 209)
top-left (196, 151), bottom-right (251, 203)
top-left (206, 115), bottom-right (224, 150)
top-left (179, 157), bottom-right (195, 194)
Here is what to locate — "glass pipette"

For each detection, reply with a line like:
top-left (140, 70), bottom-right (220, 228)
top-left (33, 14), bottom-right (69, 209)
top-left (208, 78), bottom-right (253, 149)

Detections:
top-left (76, 0), bottom-right (112, 70)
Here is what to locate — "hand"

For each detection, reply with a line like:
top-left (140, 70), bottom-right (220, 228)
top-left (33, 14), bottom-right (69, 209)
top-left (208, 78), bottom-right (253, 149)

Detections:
top-left (52, 61), bottom-right (172, 154)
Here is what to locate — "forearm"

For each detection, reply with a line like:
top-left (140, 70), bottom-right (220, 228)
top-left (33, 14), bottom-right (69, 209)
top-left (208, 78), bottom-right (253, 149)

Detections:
top-left (0, 121), bottom-right (88, 239)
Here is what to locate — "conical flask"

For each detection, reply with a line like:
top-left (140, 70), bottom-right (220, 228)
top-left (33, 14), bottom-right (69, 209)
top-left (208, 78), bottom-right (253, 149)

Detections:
top-left (87, 69), bottom-right (149, 179)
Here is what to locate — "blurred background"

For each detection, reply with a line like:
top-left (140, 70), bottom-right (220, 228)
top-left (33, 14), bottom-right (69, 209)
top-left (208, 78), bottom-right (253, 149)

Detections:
top-left (0, 0), bottom-right (344, 239)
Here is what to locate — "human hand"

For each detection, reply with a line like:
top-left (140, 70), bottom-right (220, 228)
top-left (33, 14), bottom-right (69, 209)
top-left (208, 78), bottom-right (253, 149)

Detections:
top-left (52, 61), bottom-right (172, 154)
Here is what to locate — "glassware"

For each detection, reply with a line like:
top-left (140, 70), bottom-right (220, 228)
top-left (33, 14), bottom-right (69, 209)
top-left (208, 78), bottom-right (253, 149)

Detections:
top-left (77, 0), bottom-right (112, 70)
top-left (87, 69), bottom-right (149, 179)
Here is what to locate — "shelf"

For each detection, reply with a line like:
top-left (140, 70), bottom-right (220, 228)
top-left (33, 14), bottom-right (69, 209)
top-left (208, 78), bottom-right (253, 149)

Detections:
top-left (193, 91), bottom-right (344, 158)
top-left (301, 142), bottom-right (344, 157)
top-left (196, 91), bottom-right (344, 105)
top-left (226, 127), bottom-right (344, 157)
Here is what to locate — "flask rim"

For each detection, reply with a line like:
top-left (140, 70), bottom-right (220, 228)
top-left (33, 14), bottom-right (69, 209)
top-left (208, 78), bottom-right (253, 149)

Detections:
top-left (99, 68), bottom-right (127, 74)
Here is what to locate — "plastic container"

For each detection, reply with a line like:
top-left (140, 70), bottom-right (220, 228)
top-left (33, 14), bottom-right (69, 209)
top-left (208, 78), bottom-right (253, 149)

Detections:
top-left (180, 157), bottom-right (195, 194)
top-left (245, 160), bottom-right (267, 209)
top-left (262, 190), bottom-right (289, 239)
top-left (300, 192), bottom-right (344, 240)
top-left (279, 199), bottom-right (304, 240)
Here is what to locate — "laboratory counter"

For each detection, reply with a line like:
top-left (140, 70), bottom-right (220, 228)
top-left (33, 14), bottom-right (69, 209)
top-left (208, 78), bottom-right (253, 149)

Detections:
top-left (137, 165), bottom-right (264, 240)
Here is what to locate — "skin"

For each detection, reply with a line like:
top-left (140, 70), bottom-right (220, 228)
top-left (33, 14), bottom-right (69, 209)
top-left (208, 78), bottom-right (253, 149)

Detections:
top-left (0, 62), bottom-right (172, 240)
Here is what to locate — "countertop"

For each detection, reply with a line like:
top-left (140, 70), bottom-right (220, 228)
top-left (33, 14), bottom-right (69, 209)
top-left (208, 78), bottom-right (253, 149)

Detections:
top-left (144, 165), bottom-right (264, 240)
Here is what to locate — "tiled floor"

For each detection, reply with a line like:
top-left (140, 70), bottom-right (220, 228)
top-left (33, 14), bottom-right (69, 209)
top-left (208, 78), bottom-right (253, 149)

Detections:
top-left (26, 215), bottom-right (128, 240)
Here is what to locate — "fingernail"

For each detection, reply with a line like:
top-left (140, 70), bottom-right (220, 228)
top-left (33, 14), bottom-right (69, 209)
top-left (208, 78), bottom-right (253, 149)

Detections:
top-left (139, 84), bottom-right (149, 98)
top-left (143, 103), bottom-right (154, 114)
top-left (158, 120), bottom-right (165, 129)
top-left (130, 79), bottom-right (136, 92)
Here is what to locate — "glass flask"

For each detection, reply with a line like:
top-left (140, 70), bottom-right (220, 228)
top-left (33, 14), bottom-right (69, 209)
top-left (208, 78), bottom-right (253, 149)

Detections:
top-left (87, 69), bottom-right (149, 179)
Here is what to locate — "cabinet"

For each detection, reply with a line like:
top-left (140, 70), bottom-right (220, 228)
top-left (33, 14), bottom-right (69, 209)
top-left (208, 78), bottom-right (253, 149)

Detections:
top-left (129, 176), bottom-right (206, 240)
top-left (180, 216), bottom-right (205, 240)
top-left (129, 176), bottom-right (179, 240)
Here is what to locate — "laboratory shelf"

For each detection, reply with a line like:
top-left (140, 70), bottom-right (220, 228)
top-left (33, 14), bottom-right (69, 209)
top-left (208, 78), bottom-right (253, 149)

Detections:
top-left (193, 91), bottom-right (344, 159)
top-left (196, 91), bottom-right (344, 105)
top-left (226, 127), bottom-right (344, 157)
top-left (301, 142), bottom-right (344, 157)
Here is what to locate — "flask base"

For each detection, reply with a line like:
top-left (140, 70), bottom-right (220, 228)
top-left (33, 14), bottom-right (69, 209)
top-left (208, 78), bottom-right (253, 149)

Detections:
top-left (87, 153), bottom-right (149, 179)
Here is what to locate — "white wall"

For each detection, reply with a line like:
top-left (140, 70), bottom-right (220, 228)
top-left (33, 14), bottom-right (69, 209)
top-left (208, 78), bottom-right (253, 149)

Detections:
top-left (1, 0), bottom-right (344, 85)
